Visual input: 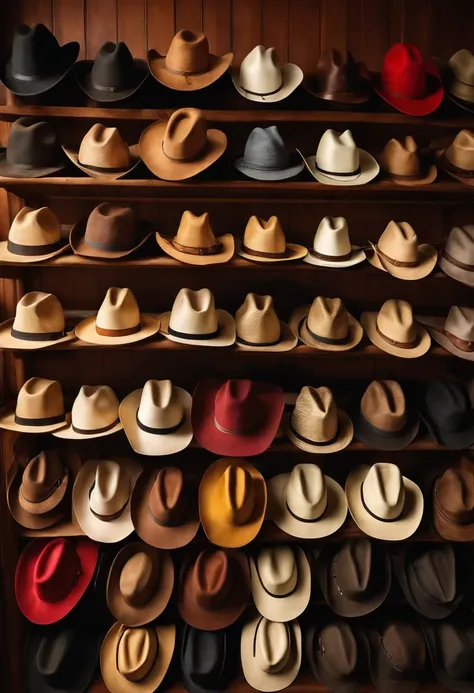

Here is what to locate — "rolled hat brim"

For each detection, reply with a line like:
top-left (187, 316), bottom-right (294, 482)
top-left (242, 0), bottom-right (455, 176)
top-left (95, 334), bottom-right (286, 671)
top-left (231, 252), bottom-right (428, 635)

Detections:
top-left (0, 149), bottom-right (66, 178)
top-left (236, 321), bottom-right (298, 353)
top-left (237, 238), bottom-right (307, 263)
top-left (289, 305), bottom-right (364, 351)
top-left (159, 309), bottom-right (235, 347)
top-left (156, 232), bottom-right (235, 265)
top-left (301, 149), bottom-right (380, 186)
top-left (360, 311), bottom-right (431, 359)
top-left (147, 50), bottom-right (233, 91)
top-left (0, 41), bottom-right (80, 96)
top-left (416, 314), bottom-right (474, 362)
top-left (368, 244), bottom-right (438, 280)
top-left (374, 61), bottom-right (444, 116)
top-left (231, 63), bottom-right (303, 103)
top-left (283, 410), bottom-right (354, 454)
top-left (70, 218), bottom-right (152, 259)
top-left (74, 313), bottom-right (160, 346)
top-left (0, 402), bottom-right (68, 433)
top-left (52, 412), bottom-right (123, 440)
top-left (439, 253), bottom-right (474, 287)
top-left (74, 58), bottom-right (149, 102)
top-left (62, 143), bottom-right (141, 180)
top-left (384, 163), bottom-right (437, 187)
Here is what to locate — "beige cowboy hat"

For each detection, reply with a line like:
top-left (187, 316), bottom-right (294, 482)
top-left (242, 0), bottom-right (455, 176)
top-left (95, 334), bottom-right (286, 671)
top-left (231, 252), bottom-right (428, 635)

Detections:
top-left (444, 49), bottom-right (474, 103)
top-left (0, 377), bottom-right (68, 433)
top-left (53, 385), bottom-right (123, 439)
top-left (380, 136), bottom-right (437, 186)
top-left (139, 108), bottom-right (227, 181)
top-left (63, 123), bottom-right (140, 180)
top-left (156, 210), bottom-right (234, 266)
top-left (289, 296), bottom-right (363, 352)
top-left (439, 225), bottom-right (474, 287)
top-left (438, 129), bottom-right (474, 187)
top-left (72, 458), bottom-right (142, 543)
top-left (232, 45), bottom-right (303, 103)
top-left (0, 207), bottom-right (69, 264)
top-left (346, 462), bottom-right (424, 541)
top-left (369, 221), bottom-right (437, 280)
top-left (238, 216), bottom-right (307, 263)
top-left (361, 299), bottom-right (431, 359)
top-left (160, 288), bottom-right (235, 347)
top-left (119, 379), bottom-right (193, 455)
top-left (75, 287), bottom-right (160, 346)
top-left (235, 293), bottom-right (297, 352)
top-left (304, 216), bottom-right (366, 268)
top-left (0, 291), bottom-right (75, 349)
top-left (417, 306), bottom-right (474, 361)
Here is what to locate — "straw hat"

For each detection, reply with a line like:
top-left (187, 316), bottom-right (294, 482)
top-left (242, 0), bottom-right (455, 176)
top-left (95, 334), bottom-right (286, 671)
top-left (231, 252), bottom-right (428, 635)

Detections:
top-left (439, 225), bottom-right (474, 286)
top-left (346, 462), bottom-right (424, 541)
top-left (235, 294), bottom-right (297, 352)
top-left (267, 463), bottom-right (347, 538)
top-left (63, 124), bottom-right (140, 180)
top-left (423, 620), bottom-right (474, 693)
top-left (234, 126), bottom-right (304, 181)
top-left (0, 291), bottom-right (75, 349)
top-left (156, 210), bottom-right (234, 266)
top-left (238, 216), bottom-right (307, 263)
top-left (416, 381), bottom-right (474, 450)
top-left (417, 306), bottom-right (474, 361)
top-left (75, 287), bottom-right (160, 346)
top-left (160, 288), bottom-right (235, 347)
top-left (369, 221), bottom-right (437, 280)
top-left (440, 129), bottom-right (474, 186)
top-left (307, 48), bottom-right (372, 103)
top-left (306, 621), bottom-right (365, 693)
top-left (0, 207), bottom-right (69, 263)
top-left (432, 458), bottom-right (474, 541)
top-left (232, 45), bottom-right (303, 103)
top-left (303, 216), bottom-right (366, 268)
top-left (53, 385), bottom-right (123, 439)
top-left (0, 377), bottom-right (67, 433)
top-left (139, 108), bottom-right (227, 181)
top-left (361, 299), bottom-right (431, 358)
top-left (365, 622), bottom-right (427, 693)
top-left (289, 297), bottom-right (363, 351)
top-left (0, 117), bottom-right (66, 178)
top-left (380, 136), bottom-right (437, 186)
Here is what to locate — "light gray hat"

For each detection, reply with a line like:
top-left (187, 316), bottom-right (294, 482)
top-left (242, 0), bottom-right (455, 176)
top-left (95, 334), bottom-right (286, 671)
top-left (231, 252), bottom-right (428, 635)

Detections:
top-left (234, 126), bottom-right (304, 181)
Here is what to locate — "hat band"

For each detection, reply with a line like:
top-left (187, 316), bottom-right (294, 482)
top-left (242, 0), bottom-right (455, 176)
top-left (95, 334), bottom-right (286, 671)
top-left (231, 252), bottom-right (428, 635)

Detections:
top-left (442, 153), bottom-right (474, 178)
top-left (77, 160), bottom-right (131, 173)
top-left (7, 239), bottom-right (63, 256)
top-left (10, 70), bottom-right (43, 82)
top-left (136, 410), bottom-right (185, 435)
top-left (72, 417), bottom-right (120, 435)
top-left (170, 239), bottom-right (223, 256)
top-left (289, 421), bottom-right (339, 447)
top-left (148, 503), bottom-right (186, 527)
top-left (20, 470), bottom-right (67, 504)
top-left (14, 412), bottom-right (65, 427)
top-left (116, 629), bottom-right (159, 683)
top-left (360, 414), bottom-right (407, 438)
top-left (374, 246), bottom-right (420, 268)
top-left (389, 170), bottom-right (425, 181)
top-left (214, 415), bottom-right (257, 436)
top-left (89, 484), bottom-right (129, 521)
top-left (241, 244), bottom-right (290, 259)
top-left (241, 81), bottom-right (284, 98)
top-left (165, 63), bottom-right (211, 78)
top-left (162, 140), bottom-right (208, 163)
top-left (316, 164), bottom-right (361, 177)
top-left (310, 248), bottom-right (353, 262)
top-left (96, 323), bottom-right (141, 337)
top-left (442, 249), bottom-right (474, 272)
top-left (11, 327), bottom-right (67, 342)
top-left (375, 323), bottom-right (419, 349)
top-left (91, 82), bottom-right (122, 93)
top-left (237, 334), bottom-right (282, 347)
top-left (444, 329), bottom-right (474, 352)
top-left (360, 483), bottom-right (402, 523)
top-left (242, 159), bottom-right (291, 172)
top-left (253, 616), bottom-right (291, 656)
top-left (303, 317), bottom-right (349, 345)
top-left (168, 325), bottom-right (220, 340)
top-left (285, 498), bottom-right (327, 523)
top-left (85, 236), bottom-right (136, 252)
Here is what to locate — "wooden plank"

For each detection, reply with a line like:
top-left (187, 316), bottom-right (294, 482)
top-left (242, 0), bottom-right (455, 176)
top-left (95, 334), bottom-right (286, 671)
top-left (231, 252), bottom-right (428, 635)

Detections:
top-left (18, 0), bottom-right (53, 27)
top-left (117, 0), bottom-right (146, 57)
top-left (53, 0), bottom-right (86, 59)
top-left (202, 0), bottom-right (231, 57)
top-left (289, 0), bottom-right (321, 76)
top-left (146, 0), bottom-right (175, 54)
top-left (359, 0), bottom-right (390, 71)
top-left (232, 0), bottom-right (263, 65)
top-left (262, 0), bottom-right (290, 64)
top-left (402, 0), bottom-right (431, 56)
top-left (388, 0), bottom-right (403, 48)
top-left (429, 0), bottom-right (471, 61)
top-left (320, 0), bottom-right (348, 52)
top-left (346, 0), bottom-right (363, 63)
top-left (85, 0), bottom-right (117, 59)
top-left (175, 0), bottom-right (202, 32)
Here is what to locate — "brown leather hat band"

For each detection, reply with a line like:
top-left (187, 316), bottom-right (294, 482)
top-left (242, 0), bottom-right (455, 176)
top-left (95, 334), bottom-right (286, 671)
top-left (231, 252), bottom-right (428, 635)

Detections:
top-left (316, 164), bottom-right (361, 177)
top-left (374, 246), bottom-right (420, 268)
top-left (442, 153), bottom-right (474, 178)
top-left (375, 323), bottom-right (419, 349)
top-left (20, 470), bottom-right (68, 504)
top-left (136, 410), bottom-right (185, 435)
top-left (168, 325), bottom-right (220, 340)
top-left (289, 422), bottom-right (339, 447)
top-left (72, 418), bottom-right (120, 435)
top-left (303, 317), bottom-right (349, 345)
top-left (165, 64), bottom-right (210, 77)
top-left (241, 82), bottom-right (283, 98)
top-left (7, 239), bottom-right (64, 256)
top-left (170, 239), bottom-right (223, 256)
top-left (241, 244), bottom-right (290, 259)
top-left (442, 249), bottom-right (474, 272)
top-left (310, 248), bottom-right (353, 262)
top-left (77, 160), bottom-right (131, 173)
top-left (360, 483), bottom-right (402, 523)
top-left (14, 413), bottom-right (65, 426)
top-left (96, 323), bottom-right (141, 337)
top-left (444, 330), bottom-right (474, 352)
top-left (161, 140), bottom-right (208, 163)
top-left (389, 171), bottom-right (424, 181)
top-left (11, 328), bottom-right (67, 342)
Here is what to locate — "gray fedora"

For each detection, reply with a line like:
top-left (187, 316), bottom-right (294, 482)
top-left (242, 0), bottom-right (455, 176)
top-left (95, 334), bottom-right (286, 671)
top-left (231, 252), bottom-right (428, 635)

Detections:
top-left (234, 126), bottom-right (304, 181)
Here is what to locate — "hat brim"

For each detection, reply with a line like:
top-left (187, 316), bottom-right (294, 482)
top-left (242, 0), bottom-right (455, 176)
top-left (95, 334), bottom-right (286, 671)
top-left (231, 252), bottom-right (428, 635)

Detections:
top-left (346, 465), bottom-right (424, 541)
top-left (70, 218), bottom-right (152, 259)
top-left (232, 63), bottom-right (303, 103)
top-left (439, 253), bottom-right (474, 287)
top-left (147, 50), bottom-right (233, 91)
top-left (283, 410), bottom-right (354, 454)
top-left (0, 236), bottom-right (70, 264)
top-left (306, 625), bottom-right (363, 693)
top-left (416, 314), bottom-right (474, 362)
top-left (440, 153), bottom-right (474, 187)
top-left (237, 238), bottom-right (308, 264)
top-left (236, 321), bottom-right (298, 353)
top-left (374, 61), bottom-right (444, 116)
top-left (62, 143), bottom-right (141, 180)
top-left (303, 246), bottom-right (366, 268)
top-left (0, 149), bottom-right (66, 178)
top-left (74, 313), bottom-right (160, 346)
top-left (156, 232), bottom-right (235, 265)
top-left (301, 149), bottom-right (380, 186)
top-left (0, 318), bottom-right (75, 350)
top-left (75, 58), bottom-right (149, 102)
top-left (360, 311), bottom-right (431, 358)
top-left (234, 156), bottom-right (304, 181)
top-left (433, 494), bottom-right (474, 541)
top-left (52, 412), bottom-right (123, 440)
top-left (422, 622), bottom-right (474, 693)
top-left (368, 244), bottom-right (438, 280)
top-left (365, 628), bottom-right (423, 693)
top-left (159, 309), bottom-right (235, 347)
top-left (0, 402), bottom-right (68, 433)
top-left (0, 41), bottom-right (80, 96)
top-left (354, 407), bottom-right (420, 451)
top-left (289, 305), bottom-right (363, 351)
top-left (385, 164), bottom-right (437, 187)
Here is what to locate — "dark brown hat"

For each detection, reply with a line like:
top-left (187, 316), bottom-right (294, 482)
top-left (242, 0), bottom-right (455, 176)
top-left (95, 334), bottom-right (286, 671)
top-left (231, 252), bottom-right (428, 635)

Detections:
top-left (365, 622), bottom-right (426, 693)
top-left (423, 620), bottom-right (474, 693)
top-left (380, 136), bottom-right (437, 186)
top-left (307, 48), bottom-right (372, 104)
top-left (433, 458), bottom-right (474, 541)
top-left (0, 117), bottom-right (65, 178)
top-left (306, 620), bottom-right (365, 693)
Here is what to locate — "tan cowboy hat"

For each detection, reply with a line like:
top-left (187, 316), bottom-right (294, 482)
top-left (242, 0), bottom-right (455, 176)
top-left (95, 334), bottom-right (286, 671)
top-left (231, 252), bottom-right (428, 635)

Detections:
top-left (439, 225), bottom-right (474, 287)
top-left (267, 463), bottom-right (347, 538)
top-left (289, 297), bottom-right (363, 351)
top-left (53, 385), bottom-right (123, 439)
top-left (139, 108), bottom-right (227, 181)
top-left (232, 45), bottom-right (303, 103)
top-left (238, 216), bottom-right (307, 263)
top-left (119, 379), bottom-right (193, 455)
top-left (156, 210), bottom-right (234, 266)
top-left (417, 306), bottom-right (474, 361)
top-left (0, 207), bottom-right (69, 264)
top-left (100, 622), bottom-right (175, 693)
top-left (439, 129), bottom-right (474, 187)
top-left (63, 123), bottom-right (140, 180)
top-left (369, 221), bottom-right (438, 280)
top-left (0, 291), bottom-right (75, 349)
top-left (235, 293), bottom-right (297, 352)
top-left (199, 457), bottom-right (267, 548)
top-left (72, 458), bottom-right (142, 543)
top-left (346, 462), bottom-right (424, 541)
top-left (0, 377), bottom-right (68, 433)
top-left (160, 288), bottom-right (235, 347)
top-left (147, 29), bottom-right (233, 91)
top-left (75, 287), bottom-right (160, 346)
top-left (304, 216), bottom-right (366, 268)
top-left (361, 299), bottom-right (431, 358)
top-left (380, 136), bottom-right (437, 186)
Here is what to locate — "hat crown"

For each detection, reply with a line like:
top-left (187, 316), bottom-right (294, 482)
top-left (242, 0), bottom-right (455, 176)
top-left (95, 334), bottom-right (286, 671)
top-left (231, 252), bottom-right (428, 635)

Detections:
top-left (239, 45), bottom-right (283, 95)
top-left (285, 463), bottom-right (327, 521)
top-left (257, 546), bottom-right (297, 596)
top-left (91, 41), bottom-right (136, 89)
top-left (175, 210), bottom-right (217, 249)
top-left (256, 619), bottom-right (291, 674)
top-left (184, 629), bottom-right (225, 681)
top-left (6, 117), bottom-right (61, 168)
top-left (306, 296), bottom-right (349, 341)
top-left (89, 459), bottom-right (131, 518)
top-left (165, 30), bottom-right (210, 75)
top-left (316, 129), bottom-right (359, 175)
top-left (315, 48), bottom-right (363, 94)
top-left (318, 622), bottom-right (357, 677)
top-left (194, 549), bottom-right (231, 610)
top-left (78, 123), bottom-right (131, 170)
top-left (361, 380), bottom-right (407, 432)
top-left (243, 215), bottom-right (287, 254)
top-left (11, 23), bottom-right (62, 78)
top-left (163, 108), bottom-right (209, 162)
top-left (117, 627), bottom-right (158, 682)
top-left (291, 385), bottom-right (339, 444)
top-left (446, 129), bottom-right (474, 171)
top-left (438, 624), bottom-right (474, 678)
top-left (377, 221), bottom-right (420, 263)
top-left (96, 287), bottom-right (141, 332)
top-left (169, 288), bottom-right (219, 337)
top-left (85, 202), bottom-right (138, 252)
top-left (312, 216), bottom-right (351, 257)
top-left (449, 49), bottom-right (474, 86)
top-left (33, 538), bottom-right (81, 603)
top-left (215, 379), bottom-right (261, 435)
top-left (72, 385), bottom-right (119, 432)
top-left (149, 466), bottom-right (188, 525)
top-left (138, 379), bottom-right (184, 430)
top-left (381, 43), bottom-right (426, 98)
top-left (13, 291), bottom-right (65, 335)
top-left (21, 450), bottom-right (65, 504)
top-left (381, 136), bottom-right (422, 176)
top-left (243, 126), bottom-right (290, 169)
top-left (220, 463), bottom-right (255, 526)
top-left (333, 538), bottom-right (373, 598)
top-left (425, 381), bottom-right (471, 428)
top-left (9, 206), bottom-right (62, 247)
top-left (16, 377), bottom-right (64, 422)
top-left (376, 299), bottom-right (417, 345)
top-left (435, 461), bottom-right (474, 524)
top-left (445, 306), bottom-right (474, 342)
top-left (380, 623), bottom-right (425, 675)
top-left (120, 551), bottom-right (160, 607)
top-left (362, 463), bottom-right (405, 521)
top-left (445, 225), bottom-right (474, 264)
top-left (414, 545), bottom-right (456, 603)
top-left (235, 293), bottom-right (281, 345)
top-left (36, 629), bottom-right (76, 684)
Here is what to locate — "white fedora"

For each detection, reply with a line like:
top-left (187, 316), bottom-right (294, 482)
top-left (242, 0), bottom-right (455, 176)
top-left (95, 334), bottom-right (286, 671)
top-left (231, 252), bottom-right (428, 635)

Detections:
top-left (304, 216), bottom-right (366, 268)
top-left (160, 288), bottom-right (235, 347)
top-left (53, 385), bottom-right (123, 439)
top-left (232, 45), bottom-right (303, 103)
top-left (0, 291), bottom-right (75, 349)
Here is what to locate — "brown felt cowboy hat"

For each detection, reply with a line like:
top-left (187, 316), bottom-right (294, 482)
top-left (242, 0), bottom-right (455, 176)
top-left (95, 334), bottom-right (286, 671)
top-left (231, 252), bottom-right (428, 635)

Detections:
top-left (361, 299), bottom-right (431, 358)
top-left (439, 225), bottom-right (474, 287)
top-left (439, 129), bottom-right (474, 186)
top-left (53, 385), bottom-right (123, 440)
top-left (0, 377), bottom-right (67, 434)
top-left (433, 458), bottom-right (474, 541)
top-left (156, 210), bottom-right (234, 266)
top-left (369, 221), bottom-right (437, 280)
top-left (365, 622), bottom-right (427, 693)
top-left (306, 48), bottom-right (372, 104)
top-left (380, 136), bottom-right (437, 186)
top-left (238, 216), bottom-right (307, 263)
top-left (63, 124), bottom-right (140, 180)
top-left (0, 291), bottom-right (75, 350)
top-left (306, 620), bottom-right (366, 693)
top-left (289, 296), bottom-right (363, 351)
top-left (235, 293), bottom-right (297, 352)
top-left (417, 306), bottom-right (474, 361)
top-left (0, 206), bottom-right (69, 264)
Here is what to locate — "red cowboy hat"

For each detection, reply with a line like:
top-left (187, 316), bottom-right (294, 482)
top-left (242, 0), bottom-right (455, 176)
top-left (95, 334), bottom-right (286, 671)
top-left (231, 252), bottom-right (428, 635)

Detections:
top-left (192, 378), bottom-right (284, 456)
top-left (375, 43), bottom-right (444, 116)
top-left (15, 537), bottom-right (99, 624)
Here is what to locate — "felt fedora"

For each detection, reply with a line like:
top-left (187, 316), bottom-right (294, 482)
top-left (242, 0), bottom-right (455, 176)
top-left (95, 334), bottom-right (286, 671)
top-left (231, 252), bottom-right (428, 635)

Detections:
top-left (0, 377), bottom-right (67, 433)
top-left (147, 29), bottom-right (233, 91)
top-left (306, 48), bottom-right (372, 104)
top-left (235, 294), bottom-right (297, 352)
top-left (250, 546), bottom-right (310, 622)
top-left (361, 299), bottom-right (431, 358)
top-left (140, 108), bottom-right (227, 181)
top-left (301, 129), bottom-right (379, 186)
top-left (369, 221), bottom-right (437, 280)
top-left (106, 542), bottom-right (174, 626)
top-left (232, 45), bottom-right (303, 103)
top-left (100, 622), bottom-right (175, 693)
top-left (439, 129), bottom-right (474, 186)
top-left (0, 207), bottom-right (69, 264)
top-left (0, 24), bottom-right (79, 96)
top-left (160, 288), bottom-right (235, 347)
top-left (63, 124), bottom-right (140, 180)
top-left (289, 296), bottom-right (363, 351)
top-left (53, 385), bottom-right (123, 440)
top-left (354, 380), bottom-right (419, 450)
top-left (267, 463), bottom-right (347, 539)
top-left (0, 291), bottom-right (74, 349)
top-left (192, 378), bottom-right (284, 456)
top-left (120, 379), bottom-right (192, 456)
top-left (238, 215), bottom-right (307, 263)
top-left (317, 538), bottom-right (391, 617)
top-left (439, 225), bottom-right (474, 286)
top-left (416, 380), bottom-right (474, 449)
top-left (131, 466), bottom-right (200, 549)
top-left (75, 287), bottom-right (160, 346)
top-left (15, 537), bottom-right (99, 624)
top-left (199, 457), bottom-right (267, 547)
top-left (423, 620), bottom-right (474, 693)
top-left (179, 548), bottom-right (250, 630)
top-left (0, 117), bottom-right (65, 178)
top-left (234, 126), bottom-right (304, 181)
top-left (433, 458), bottom-right (474, 541)
top-left (346, 462), bottom-right (424, 541)
top-left (306, 620), bottom-right (365, 693)
top-left (156, 210), bottom-right (234, 266)
top-left (417, 306), bottom-right (474, 361)
top-left (72, 458), bottom-right (142, 543)
top-left (75, 41), bottom-right (149, 102)
top-left (375, 43), bottom-right (443, 115)
top-left (303, 216), bottom-right (366, 268)
top-left (380, 136), bottom-right (437, 186)
top-left (181, 624), bottom-right (239, 693)
top-left (440, 49), bottom-right (474, 111)
top-left (365, 622), bottom-right (427, 693)
top-left (241, 614), bottom-right (301, 692)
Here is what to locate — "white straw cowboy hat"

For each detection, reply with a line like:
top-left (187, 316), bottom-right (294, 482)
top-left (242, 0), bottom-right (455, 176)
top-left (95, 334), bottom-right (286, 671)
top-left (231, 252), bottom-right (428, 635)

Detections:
top-left (289, 297), bottom-right (363, 352)
top-left (439, 225), bottom-right (474, 287)
top-left (232, 45), bottom-right (303, 103)
top-left (63, 123), bottom-right (140, 180)
top-left (267, 463), bottom-right (347, 539)
top-left (361, 299), bottom-right (431, 358)
top-left (301, 129), bottom-right (379, 186)
top-left (160, 288), bottom-right (235, 347)
top-left (119, 379), bottom-right (193, 455)
top-left (238, 216), bottom-right (307, 263)
top-left (75, 287), bottom-right (160, 346)
top-left (439, 129), bottom-right (474, 187)
top-left (0, 291), bottom-right (74, 349)
top-left (369, 221), bottom-right (438, 280)
top-left (304, 216), bottom-right (366, 268)
top-left (73, 458), bottom-right (142, 543)
top-left (346, 462), bottom-right (424, 541)
top-left (380, 136), bottom-right (437, 186)
top-left (156, 210), bottom-right (234, 266)
top-left (0, 377), bottom-right (67, 433)
top-left (417, 306), bottom-right (474, 361)
top-left (0, 207), bottom-right (69, 263)
top-left (53, 385), bottom-right (123, 440)
top-left (235, 293), bottom-right (297, 352)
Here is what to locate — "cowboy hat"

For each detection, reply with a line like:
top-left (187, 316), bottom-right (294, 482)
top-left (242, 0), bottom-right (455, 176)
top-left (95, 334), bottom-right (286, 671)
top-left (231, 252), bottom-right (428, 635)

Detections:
top-left (235, 294), bottom-right (297, 352)
top-left (369, 221), bottom-right (438, 280)
top-left (234, 126), bottom-right (304, 181)
top-left (438, 129), bottom-right (474, 186)
top-left (289, 297), bottom-right (363, 351)
top-left (120, 379), bottom-right (192, 455)
top-left (437, 49), bottom-right (474, 112)
top-left (15, 537), bottom-right (99, 624)
top-left (238, 216), bottom-right (307, 263)
top-left (147, 29), bottom-right (233, 91)
top-left (0, 207), bottom-right (69, 264)
top-left (415, 380), bottom-right (474, 449)
top-left (361, 299), bottom-right (431, 358)
top-left (432, 458), bottom-right (474, 541)
top-left (232, 45), bottom-right (303, 103)
top-left (63, 124), bottom-right (140, 180)
top-left (365, 622), bottom-right (427, 693)
top-left (346, 462), bottom-right (424, 541)
top-left (303, 216), bottom-right (366, 268)
top-left (417, 306), bottom-right (474, 361)
top-left (181, 624), bottom-right (239, 693)
top-left (422, 620), bottom-right (474, 692)
top-left (53, 385), bottom-right (123, 440)
top-left (267, 463), bottom-right (347, 539)
top-left (306, 48), bottom-right (372, 104)
top-left (0, 117), bottom-right (65, 178)
top-left (306, 621), bottom-right (365, 693)
top-left (74, 287), bottom-right (160, 346)
top-left (439, 225), bottom-right (474, 286)
top-left (0, 377), bottom-right (68, 434)
top-left (380, 136), bottom-right (437, 186)
top-left (139, 108), bottom-right (227, 181)
top-left (72, 458), bottom-right (142, 543)
top-left (156, 210), bottom-right (234, 266)
top-left (0, 291), bottom-right (75, 349)
top-left (199, 457), bottom-right (266, 548)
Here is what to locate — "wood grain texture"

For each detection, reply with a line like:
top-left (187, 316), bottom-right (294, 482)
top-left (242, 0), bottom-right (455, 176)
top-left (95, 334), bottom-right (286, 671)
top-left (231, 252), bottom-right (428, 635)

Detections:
top-left (289, 0), bottom-right (321, 74)
top-left (320, 0), bottom-right (347, 52)
top-left (18, 0), bottom-right (53, 28)
top-left (146, 0), bottom-right (175, 53)
top-left (262, 0), bottom-right (290, 63)
top-left (53, 0), bottom-right (86, 59)
top-left (202, 0), bottom-right (231, 56)
top-left (117, 0), bottom-right (146, 56)
top-left (232, 0), bottom-right (263, 64)
top-left (175, 0), bottom-right (202, 32)
top-left (85, 0), bottom-right (118, 58)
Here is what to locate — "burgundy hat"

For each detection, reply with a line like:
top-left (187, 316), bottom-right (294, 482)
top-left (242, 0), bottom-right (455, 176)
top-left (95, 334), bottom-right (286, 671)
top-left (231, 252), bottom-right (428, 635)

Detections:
top-left (192, 378), bottom-right (284, 456)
